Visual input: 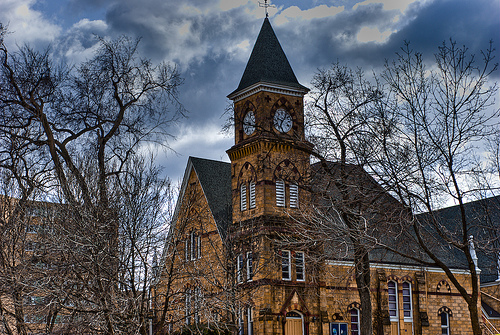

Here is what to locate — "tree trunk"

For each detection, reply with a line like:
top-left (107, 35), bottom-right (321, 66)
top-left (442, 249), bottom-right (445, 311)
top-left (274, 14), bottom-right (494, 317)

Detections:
top-left (353, 243), bottom-right (373, 335)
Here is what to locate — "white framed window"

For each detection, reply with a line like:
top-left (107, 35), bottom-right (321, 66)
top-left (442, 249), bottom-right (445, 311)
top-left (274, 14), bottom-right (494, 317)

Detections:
top-left (247, 307), bottom-right (254, 335)
top-left (295, 251), bottom-right (305, 281)
top-left (247, 252), bottom-right (253, 281)
top-left (282, 250), bottom-right (291, 280)
top-left (276, 180), bottom-right (285, 207)
top-left (237, 254), bottom-right (244, 283)
top-left (185, 238), bottom-right (190, 261)
top-left (191, 232), bottom-right (197, 261)
top-left (290, 184), bottom-right (299, 208)
top-left (249, 181), bottom-right (256, 209)
top-left (241, 183), bottom-right (247, 211)
top-left (440, 311), bottom-right (450, 335)
top-left (388, 281), bottom-right (398, 321)
top-left (350, 308), bottom-right (360, 335)
top-left (186, 232), bottom-right (201, 261)
top-left (197, 234), bottom-right (201, 259)
top-left (194, 287), bottom-right (201, 324)
top-left (185, 288), bottom-right (192, 325)
top-left (238, 309), bottom-right (244, 335)
top-left (402, 281), bottom-right (412, 321)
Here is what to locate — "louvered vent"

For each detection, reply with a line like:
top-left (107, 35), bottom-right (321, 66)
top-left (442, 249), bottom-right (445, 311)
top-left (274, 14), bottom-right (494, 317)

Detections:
top-left (240, 184), bottom-right (247, 211)
top-left (276, 180), bottom-right (285, 207)
top-left (249, 181), bottom-right (256, 209)
top-left (290, 184), bottom-right (299, 208)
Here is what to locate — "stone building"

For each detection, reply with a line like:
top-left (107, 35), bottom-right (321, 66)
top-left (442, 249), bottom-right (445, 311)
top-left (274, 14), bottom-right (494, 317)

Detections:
top-left (152, 18), bottom-right (500, 335)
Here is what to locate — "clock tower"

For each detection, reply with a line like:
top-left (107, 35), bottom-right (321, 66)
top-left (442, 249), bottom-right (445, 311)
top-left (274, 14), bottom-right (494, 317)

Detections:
top-left (227, 17), bottom-right (311, 223)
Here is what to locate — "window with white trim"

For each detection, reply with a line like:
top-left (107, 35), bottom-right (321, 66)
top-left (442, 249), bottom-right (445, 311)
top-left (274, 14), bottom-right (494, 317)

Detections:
top-left (186, 232), bottom-right (201, 261)
top-left (194, 287), bottom-right (201, 324)
top-left (247, 307), bottom-right (254, 335)
top-left (295, 251), bottom-right (305, 281)
top-left (290, 183), bottom-right (299, 208)
top-left (185, 288), bottom-right (192, 325)
top-left (350, 308), bottom-right (360, 335)
top-left (276, 180), bottom-right (285, 207)
top-left (247, 252), bottom-right (253, 281)
top-left (238, 309), bottom-right (244, 335)
top-left (388, 281), bottom-right (398, 321)
top-left (282, 250), bottom-right (291, 280)
top-left (241, 184), bottom-right (247, 211)
top-left (402, 281), bottom-right (412, 321)
top-left (237, 254), bottom-right (244, 283)
top-left (249, 181), bottom-right (256, 209)
top-left (440, 311), bottom-right (450, 335)
top-left (185, 238), bottom-right (190, 261)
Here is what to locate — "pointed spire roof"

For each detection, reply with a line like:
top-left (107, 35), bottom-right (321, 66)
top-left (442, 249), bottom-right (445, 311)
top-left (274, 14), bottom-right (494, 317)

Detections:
top-left (229, 18), bottom-right (308, 98)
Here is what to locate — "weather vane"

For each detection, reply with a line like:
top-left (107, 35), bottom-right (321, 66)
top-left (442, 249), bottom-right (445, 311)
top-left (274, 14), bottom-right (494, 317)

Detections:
top-left (259, 0), bottom-right (275, 18)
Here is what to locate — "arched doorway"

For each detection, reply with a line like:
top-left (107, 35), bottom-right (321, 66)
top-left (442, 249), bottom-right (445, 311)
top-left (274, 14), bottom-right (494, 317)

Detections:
top-left (285, 311), bottom-right (304, 335)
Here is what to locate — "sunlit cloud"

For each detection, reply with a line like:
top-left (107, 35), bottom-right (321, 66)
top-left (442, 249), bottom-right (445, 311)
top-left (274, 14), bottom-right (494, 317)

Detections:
top-left (356, 26), bottom-right (392, 43)
top-left (275, 5), bottom-right (344, 25)
top-left (0, 0), bottom-right (62, 48)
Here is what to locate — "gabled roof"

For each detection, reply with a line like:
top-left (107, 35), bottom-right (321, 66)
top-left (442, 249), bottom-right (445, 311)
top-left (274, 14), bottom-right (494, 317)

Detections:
top-left (418, 196), bottom-right (500, 283)
top-left (189, 157), bottom-right (232, 239)
top-left (229, 18), bottom-right (308, 97)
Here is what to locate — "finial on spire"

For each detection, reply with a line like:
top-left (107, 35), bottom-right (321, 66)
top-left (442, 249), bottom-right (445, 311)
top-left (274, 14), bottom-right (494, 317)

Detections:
top-left (259, 0), bottom-right (275, 18)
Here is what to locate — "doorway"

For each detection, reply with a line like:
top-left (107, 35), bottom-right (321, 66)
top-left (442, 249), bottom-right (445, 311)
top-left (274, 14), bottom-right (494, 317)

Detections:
top-left (285, 311), bottom-right (304, 335)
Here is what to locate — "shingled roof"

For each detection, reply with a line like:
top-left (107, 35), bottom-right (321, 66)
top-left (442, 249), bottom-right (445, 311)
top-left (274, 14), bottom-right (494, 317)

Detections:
top-left (229, 18), bottom-right (308, 97)
top-left (189, 157), bottom-right (232, 239)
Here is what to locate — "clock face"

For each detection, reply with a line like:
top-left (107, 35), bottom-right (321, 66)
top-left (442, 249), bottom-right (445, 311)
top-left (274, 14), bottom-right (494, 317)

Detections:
top-left (273, 108), bottom-right (293, 133)
top-left (243, 111), bottom-right (255, 135)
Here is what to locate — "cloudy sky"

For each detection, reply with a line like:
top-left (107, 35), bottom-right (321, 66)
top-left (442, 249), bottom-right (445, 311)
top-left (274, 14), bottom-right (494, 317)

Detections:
top-left (1, 0), bottom-right (499, 183)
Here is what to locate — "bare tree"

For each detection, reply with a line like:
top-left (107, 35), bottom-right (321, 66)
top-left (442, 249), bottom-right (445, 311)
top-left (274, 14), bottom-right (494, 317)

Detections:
top-left (371, 40), bottom-right (499, 334)
top-left (302, 63), bottom-right (386, 335)
top-left (0, 29), bottom-right (185, 334)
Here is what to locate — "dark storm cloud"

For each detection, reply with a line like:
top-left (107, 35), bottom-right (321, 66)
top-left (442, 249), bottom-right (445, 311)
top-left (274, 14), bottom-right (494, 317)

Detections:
top-left (271, 0), bottom-right (500, 78)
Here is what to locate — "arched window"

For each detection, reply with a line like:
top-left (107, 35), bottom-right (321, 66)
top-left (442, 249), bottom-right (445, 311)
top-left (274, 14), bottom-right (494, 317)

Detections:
top-left (249, 181), bottom-right (256, 209)
top-left (276, 180), bottom-right (285, 207)
top-left (441, 312), bottom-right (450, 334)
top-left (402, 281), bottom-right (412, 321)
top-left (350, 308), bottom-right (360, 335)
top-left (388, 281), bottom-right (398, 321)
top-left (438, 307), bottom-right (452, 335)
top-left (240, 183), bottom-right (247, 211)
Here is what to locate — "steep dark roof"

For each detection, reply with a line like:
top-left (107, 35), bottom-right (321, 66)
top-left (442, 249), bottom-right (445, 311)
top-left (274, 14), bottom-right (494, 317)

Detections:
top-left (190, 157), bottom-right (232, 239)
top-left (417, 196), bottom-right (500, 283)
top-left (229, 18), bottom-right (308, 96)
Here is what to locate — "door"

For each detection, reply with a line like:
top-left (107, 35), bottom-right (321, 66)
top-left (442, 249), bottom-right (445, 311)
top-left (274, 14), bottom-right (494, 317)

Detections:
top-left (285, 312), bottom-right (303, 335)
top-left (390, 322), bottom-right (399, 335)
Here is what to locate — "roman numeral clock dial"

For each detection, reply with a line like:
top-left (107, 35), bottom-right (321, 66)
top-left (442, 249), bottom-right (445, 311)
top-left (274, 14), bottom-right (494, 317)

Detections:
top-left (273, 108), bottom-right (293, 133)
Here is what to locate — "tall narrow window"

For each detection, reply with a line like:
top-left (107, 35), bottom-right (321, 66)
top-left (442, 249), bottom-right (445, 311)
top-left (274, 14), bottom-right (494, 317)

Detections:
top-left (191, 232), bottom-right (197, 261)
top-left (238, 309), bottom-right (244, 335)
top-left (440, 312), bottom-right (450, 335)
top-left (350, 308), bottom-right (360, 335)
top-left (388, 281), bottom-right (398, 321)
top-left (247, 307), bottom-right (254, 335)
top-left (194, 287), bottom-right (201, 324)
top-left (276, 180), bottom-right (285, 207)
top-left (295, 251), bottom-right (305, 281)
top-left (185, 238), bottom-right (191, 261)
top-left (185, 288), bottom-right (192, 325)
top-left (402, 282), bottom-right (412, 321)
top-left (282, 250), bottom-right (291, 280)
top-left (237, 254), bottom-right (244, 283)
top-left (240, 184), bottom-right (247, 211)
top-left (290, 184), bottom-right (299, 208)
top-left (249, 181), bottom-right (256, 209)
top-left (197, 234), bottom-right (201, 259)
top-left (247, 252), bottom-right (253, 281)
